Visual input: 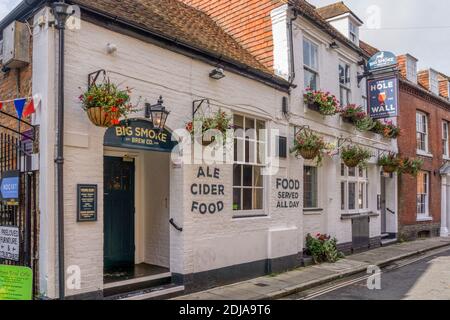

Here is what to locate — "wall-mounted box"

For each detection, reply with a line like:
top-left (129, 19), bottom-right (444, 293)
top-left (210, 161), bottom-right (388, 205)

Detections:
top-left (2, 21), bottom-right (30, 69)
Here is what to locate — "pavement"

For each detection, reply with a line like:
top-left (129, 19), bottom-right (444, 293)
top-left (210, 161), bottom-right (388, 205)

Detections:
top-left (174, 237), bottom-right (450, 300)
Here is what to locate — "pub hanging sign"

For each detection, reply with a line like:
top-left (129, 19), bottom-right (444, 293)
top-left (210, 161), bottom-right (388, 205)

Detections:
top-left (368, 76), bottom-right (399, 119)
top-left (104, 118), bottom-right (177, 152)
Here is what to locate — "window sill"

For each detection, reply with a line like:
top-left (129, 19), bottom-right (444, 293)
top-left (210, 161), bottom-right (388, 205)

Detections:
top-left (417, 216), bottom-right (433, 222)
top-left (417, 150), bottom-right (433, 158)
top-left (444, 156), bottom-right (450, 162)
top-left (304, 208), bottom-right (324, 215)
top-left (341, 211), bottom-right (379, 220)
top-left (233, 212), bottom-right (268, 220)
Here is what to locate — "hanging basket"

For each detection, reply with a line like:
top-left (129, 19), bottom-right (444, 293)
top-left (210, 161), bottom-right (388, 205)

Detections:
top-left (307, 102), bottom-right (321, 113)
top-left (383, 165), bottom-right (397, 174)
top-left (299, 147), bottom-right (320, 160)
top-left (343, 158), bottom-right (360, 168)
top-left (86, 107), bottom-right (119, 128)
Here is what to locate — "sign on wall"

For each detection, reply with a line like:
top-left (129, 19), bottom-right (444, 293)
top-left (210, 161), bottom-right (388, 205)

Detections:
top-left (367, 51), bottom-right (397, 71)
top-left (368, 76), bottom-right (399, 119)
top-left (0, 171), bottom-right (20, 204)
top-left (191, 166), bottom-right (225, 215)
top-left (0, 226), bottom-right (20, 262)
top-left (77, 184), bottom-right (98, 222)
top-left (104, 119), bottom-right (177, 152)
top-left (276, 178), bottom-right (300, 209)
top-left (0, 265), bottom-right (33, 300)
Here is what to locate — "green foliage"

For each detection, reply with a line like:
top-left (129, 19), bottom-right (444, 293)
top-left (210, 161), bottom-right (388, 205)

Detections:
top-left (306, 233), bottom-right (343, 264)
top-left (304, 88), bottom-right (340, 116)
top-left (341, 145), bottom-right (372, 168)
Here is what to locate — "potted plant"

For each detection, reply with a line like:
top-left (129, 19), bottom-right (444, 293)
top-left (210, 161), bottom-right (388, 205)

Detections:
top-left (185, 109), bottom-right (232, 146)
top-left (304, 88), bottom-right (340, 116)
top-left (290, 129), bottom-right (331, 165)
top-left (341, 145), bottom-right (372, 168)
top-left (339, 104), bottom-right (366, 123)
top-left (400, 158), bottom-right (424, 176)
top-left (80, 82), bottom-right (134, 127)
top-left (305, 233), bottom-right (343, 264)
top-left (372, 120), bottom-right (401, 139)
top-left (378, 153), bottom-right (402, 173)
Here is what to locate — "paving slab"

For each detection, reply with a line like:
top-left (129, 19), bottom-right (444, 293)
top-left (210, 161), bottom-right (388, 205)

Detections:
top-left (174, 237), bottom-right (450, 300)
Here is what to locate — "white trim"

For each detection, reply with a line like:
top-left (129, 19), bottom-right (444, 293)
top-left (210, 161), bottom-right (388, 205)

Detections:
top-left (104, 272), bottom-right (172, 289)
top-left (417, 216), bottom-right (433, 222)
top-left (121, 285), bottom-right (185, 300)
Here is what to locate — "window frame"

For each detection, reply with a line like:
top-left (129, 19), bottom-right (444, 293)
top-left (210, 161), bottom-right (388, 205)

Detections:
top-left (349, 20), bottom-right (358, 43)
top-left (303, 37), bottom-right (319, 90)
top-left (303, 165), bottom-right (319, 210)
top-left (340, 163), bottom-right (370, 214)
top-left (443, 121), bottom-right (449, 158)
top-left (416, 171), bottom-right (430, 218)
top-left (406, 57), bottom-right (417, 83)
top-left (430, 71), bottom-right (439, 95)
top-left (233, 114), bottom-right (267, 216)
top-left (416, 111), bottom-right (429, 154)
top-left (339, 60), bottom-right (351, 106)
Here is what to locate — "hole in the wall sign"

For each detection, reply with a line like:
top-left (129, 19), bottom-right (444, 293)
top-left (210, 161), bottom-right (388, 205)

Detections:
top-left (191, 166), bottom-right (225, 215)
top-left (276, 178), bottom-right (300, 209)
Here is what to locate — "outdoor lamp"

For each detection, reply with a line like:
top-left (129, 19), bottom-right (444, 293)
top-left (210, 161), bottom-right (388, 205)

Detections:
top-left (209, 67), bottom-right (226, 80)
top-left (329, 41), bottom-right (340, 50)
top-left (145, 96), bottom-right (170, 130)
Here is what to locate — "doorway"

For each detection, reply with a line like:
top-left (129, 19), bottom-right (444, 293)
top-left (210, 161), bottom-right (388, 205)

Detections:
top-left (104, 156), bottom-right (136, 273)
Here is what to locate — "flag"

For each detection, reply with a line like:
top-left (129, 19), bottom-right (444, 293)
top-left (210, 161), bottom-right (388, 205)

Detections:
top-left (14, 98), bottom-right (27, 119)
top-left (22, 99), bottom-right (36, 118)
top-left (0, 102), bottom-right (3, 111)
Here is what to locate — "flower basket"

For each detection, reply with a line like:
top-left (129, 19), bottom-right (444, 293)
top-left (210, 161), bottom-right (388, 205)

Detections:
top-left (86, 107), bottom-right (119, 128)
top-left (382, 165), bottom-right (397, 174)
top-left (80, 81), bottom-right (135, 128)
top-left (299, 147), bottom-right (320, 160)
top-left (378, 153), bottom-right (401, 173)
top-left (186, 109), bottom-right (232, 146)
top-left (304, 89), bottom-right (339, 116)
top-left (343, 158), bottom-right (361, 168)
top-left (306, 102), bottom-right (321, 113)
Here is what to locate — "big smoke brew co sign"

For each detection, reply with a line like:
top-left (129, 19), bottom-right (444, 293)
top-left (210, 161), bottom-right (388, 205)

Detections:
top-left (366, 51), bottom-right (399, 120)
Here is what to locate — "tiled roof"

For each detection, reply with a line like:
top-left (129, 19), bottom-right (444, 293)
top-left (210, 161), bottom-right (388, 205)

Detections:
top-left (70, 0), bottom-right (271, 74)
top-left (315, 1), bottom-right (363, 24)
top-left (359, 40), bottom-right (379, 57)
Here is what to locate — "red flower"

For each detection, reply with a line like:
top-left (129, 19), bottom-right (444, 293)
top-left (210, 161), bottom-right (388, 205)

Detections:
top-left (87, 96), bottom-right (93, 101)
top-left (111, 106), bottom-right (118, 113)
top-left (111, 119), bottom-right (120, 125)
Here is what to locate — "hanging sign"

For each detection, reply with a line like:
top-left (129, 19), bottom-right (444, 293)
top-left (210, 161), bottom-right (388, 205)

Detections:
top-left (368, 76), bottom-right (399, 119)
top-left (0, 171), bottom-right (20, 204)
top-left (367, 51), bottom-right (397, 71)
top-left (104, 119), bottom-right (177, 152)
top-left (0, 265), bottom-right (33, 300)
top-left (0, 226), bottom-right (20, 262)
top-left (77, 184), bottom-right (98, 222)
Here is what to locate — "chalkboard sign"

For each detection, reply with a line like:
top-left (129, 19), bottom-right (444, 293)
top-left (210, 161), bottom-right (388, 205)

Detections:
top-left (77, 184), bottom-right (98, 222)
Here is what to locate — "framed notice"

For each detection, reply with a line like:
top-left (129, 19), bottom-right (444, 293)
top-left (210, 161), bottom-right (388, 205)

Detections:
top-left (77, 184), bottom-right (98, 222)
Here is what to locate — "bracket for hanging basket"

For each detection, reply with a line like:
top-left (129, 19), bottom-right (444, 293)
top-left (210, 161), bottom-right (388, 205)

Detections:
top-left (88, 69), bottom-right (107, 88)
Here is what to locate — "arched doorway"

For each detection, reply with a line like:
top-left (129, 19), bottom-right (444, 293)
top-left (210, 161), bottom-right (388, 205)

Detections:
top-left (102, 119), bottom-right (177, 292)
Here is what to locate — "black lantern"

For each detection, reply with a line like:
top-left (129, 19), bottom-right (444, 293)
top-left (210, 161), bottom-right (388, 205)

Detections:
top-left (145, 96), bottom-right (170, 130)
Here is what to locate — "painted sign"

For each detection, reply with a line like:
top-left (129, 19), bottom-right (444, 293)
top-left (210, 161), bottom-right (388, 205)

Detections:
top-left (276, 178), bottom-right (300, 209)
top-left (0, 171), bottom-right (20, 203)
top-left (368, 76), bottom-right (399, 119)
top-left (368, 51), bottom-right (397, 71)
top-left (191, 166), bottom-right (225, 214)
top-left (77, 184), bottom-right (98, 222)
top-left (0, 226), bottom-right (20, 262)
top-left (104, 118), bottom-right (177, 152)
top-left (0, 265), bottom-right (33, 300)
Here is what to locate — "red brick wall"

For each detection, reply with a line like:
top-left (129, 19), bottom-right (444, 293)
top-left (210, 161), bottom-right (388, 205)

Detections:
top-left (182, 0), bottom-right (283, 70)
top-left (418, 70), bottom-right (430, 90)
top-left (397, 55), bottom-right (407, 79)
top-left (397, 81), bottom-right (450, 238)
top-left (439, 79), bottom-right (449, 99)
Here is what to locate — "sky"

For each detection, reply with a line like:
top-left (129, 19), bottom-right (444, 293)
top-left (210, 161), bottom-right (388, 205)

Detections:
top-left (1, 0), bottom-right (449, 75)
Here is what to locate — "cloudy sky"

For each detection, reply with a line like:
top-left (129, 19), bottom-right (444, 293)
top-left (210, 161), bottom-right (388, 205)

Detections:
top-left (1, 0), bottom-right (449, 74)
top-left (309, 0), bottom-right (450, 75)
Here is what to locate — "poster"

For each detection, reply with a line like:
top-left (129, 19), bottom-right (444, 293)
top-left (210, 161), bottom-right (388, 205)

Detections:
top-left (0, 265), bottom-right (33, 300)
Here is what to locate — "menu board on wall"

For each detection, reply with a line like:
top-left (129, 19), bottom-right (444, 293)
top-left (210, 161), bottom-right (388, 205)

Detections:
top-left (77, 184), bottom-right (98, 222)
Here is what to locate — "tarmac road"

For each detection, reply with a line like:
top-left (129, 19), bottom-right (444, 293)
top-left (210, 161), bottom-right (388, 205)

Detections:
top-left (284, 247), bottom-right (450, 300)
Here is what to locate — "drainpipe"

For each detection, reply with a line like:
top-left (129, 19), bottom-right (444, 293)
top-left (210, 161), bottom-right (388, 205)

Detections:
top-left (287, 7), bottom-right (298, 87)
top-left (52, 0), bottom-right (72, 300)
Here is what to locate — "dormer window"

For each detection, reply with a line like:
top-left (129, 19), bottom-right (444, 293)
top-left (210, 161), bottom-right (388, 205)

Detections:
top-left (430, 70), bottom-right (439, 95)
top-left (406, 56), bottom-right (418, 83)
top-left (349, 21), bottom-right (358, 43)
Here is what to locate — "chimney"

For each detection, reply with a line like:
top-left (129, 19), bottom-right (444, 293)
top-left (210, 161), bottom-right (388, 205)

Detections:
top-left (398, 54), bottom-right (418, 83)
top-left (418, 70), bottom-right (430, 90)
top-left (397, 55), bottom-right (407, 78)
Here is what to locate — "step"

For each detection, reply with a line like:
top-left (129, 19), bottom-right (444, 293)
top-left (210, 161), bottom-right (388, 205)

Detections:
top-left (107, 284), bottom-right (185, 300)
top-left (381, 238), bottom-right (398, 247)
top-left (103, 272), bottom-right (172, 298)
top-left (381, 233), bottom-right (390, 239)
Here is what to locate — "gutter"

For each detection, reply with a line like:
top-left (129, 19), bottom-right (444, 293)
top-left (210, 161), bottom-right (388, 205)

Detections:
top-left (0, 0), bottom-right (47, 31)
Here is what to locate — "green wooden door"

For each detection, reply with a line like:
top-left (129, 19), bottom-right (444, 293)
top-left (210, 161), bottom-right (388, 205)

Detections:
top-left (104, 156), bottom-right (135, 271)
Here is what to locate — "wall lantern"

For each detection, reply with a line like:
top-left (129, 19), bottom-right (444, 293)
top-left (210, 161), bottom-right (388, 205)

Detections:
top-left (145, 96), bottom-right (170, 130)
top-left (329, 41), bottom-right (340, 50)
top-left (209, 67), bottom-right (226, 80)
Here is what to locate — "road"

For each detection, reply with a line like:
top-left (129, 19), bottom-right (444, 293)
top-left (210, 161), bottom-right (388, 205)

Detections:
top-left (283, 247), bottom-right (450, 300)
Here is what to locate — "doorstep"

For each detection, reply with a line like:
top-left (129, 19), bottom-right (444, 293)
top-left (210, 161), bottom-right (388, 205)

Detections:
top-left (173, 237), bottom-right (450, 300)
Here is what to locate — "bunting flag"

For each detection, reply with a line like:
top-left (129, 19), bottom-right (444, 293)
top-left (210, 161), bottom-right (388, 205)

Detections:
top-left (13, 98), bottom-right (27, 120)
top-left (22, 100), bottom-right (36, 118)
top-left (0, 102), bottom-right (3, 111)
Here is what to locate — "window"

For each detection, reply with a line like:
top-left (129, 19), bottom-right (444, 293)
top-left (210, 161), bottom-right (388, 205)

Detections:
top-left (303, 38), bottom-right (319, 90)
top-left (341, 164), bottom-right (369, 212)
top-left (430, 71), bottom-right (439, 95)
top-left (304, 166), bottom-right (318, 209)
top-left (233, 115), bottom-right (266, 212)
top-left (443, 121), bottom-right (449, 157)
top-left (349, 21), bottom-right (358, 43)
top-left (416, 171), bottom-right (429, 217)
top-left (416, 112), bottom-right (428, 153)
top-left (406, 57), bottom-right (417, 83)
top-left (339, 61), bottom-right (351, 106)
